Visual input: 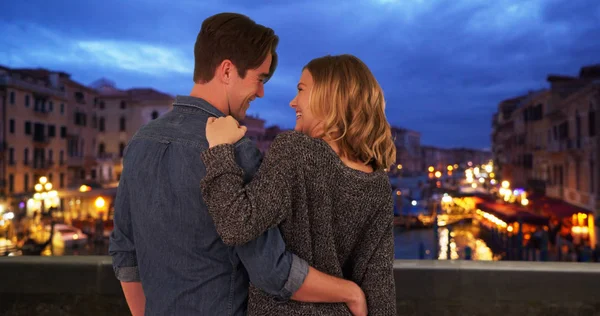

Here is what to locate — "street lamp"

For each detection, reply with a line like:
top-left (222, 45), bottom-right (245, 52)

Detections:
top-left (34, 176), bottom-right (58, 214)
top-left (2, 212), bottom-right (15, 256)
top-left (33, 176), bottom-right (59, 255)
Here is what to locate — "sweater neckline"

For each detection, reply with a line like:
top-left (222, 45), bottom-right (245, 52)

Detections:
top-left (310, 136), bottom-right (386, 180)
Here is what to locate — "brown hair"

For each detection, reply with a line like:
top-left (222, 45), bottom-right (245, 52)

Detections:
top-left (304, 55), bottom-right (396, 170)
top-left (193, 13), bottom-right (279, 83)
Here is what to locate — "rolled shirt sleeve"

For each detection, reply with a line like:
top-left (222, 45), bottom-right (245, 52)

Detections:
top-left (235, 226), bottom-right (308, 300)
top-left (108, 177), bottom-right (141, 282)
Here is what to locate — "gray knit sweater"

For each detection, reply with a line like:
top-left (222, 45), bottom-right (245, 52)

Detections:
top-left (200, 131), bottom-right (396, 315)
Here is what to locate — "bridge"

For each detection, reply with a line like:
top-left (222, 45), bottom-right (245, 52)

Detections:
top-left (0, 256), bottom-right (598, 315)
top-left (394, 213), bottom-right (473, 228)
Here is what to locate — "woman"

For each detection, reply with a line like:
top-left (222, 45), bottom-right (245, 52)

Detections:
top-left (200, 54), bottom-right (396, 315)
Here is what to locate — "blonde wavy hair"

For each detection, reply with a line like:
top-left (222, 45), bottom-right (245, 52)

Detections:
top-left (304, 54), bottom-right (396, 170)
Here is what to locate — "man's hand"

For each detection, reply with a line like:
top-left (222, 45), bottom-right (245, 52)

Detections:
top-left (206, 116), bottom-right (247, 148)
top-left (346, 283), bottom-right (367, 316)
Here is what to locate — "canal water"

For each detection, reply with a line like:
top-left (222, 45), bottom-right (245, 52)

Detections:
top-left (392, 174), bottom-right (499, 261)
top-left (394, 222), bottom-right (500, 261)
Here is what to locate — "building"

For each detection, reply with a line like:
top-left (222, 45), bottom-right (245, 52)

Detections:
top-left (391, 126), bottom-right (421, 174)
top-left (544, 72), bottom-right (600, 213)
top-left (63, 76), bottom-right (101, 188)
top-left (241, 115), bottom-right (266, 143)
top-left (256, 125), bottom-right (288, 153)
top-left (0, 65), bottom-right (174, 221)
top-left (421, 146), bottom-right (492, 172)
top-left (421, 146), bottom-right (452, 172)
top-left (492, 94), bottom-right (526, 186)
top-left (0, 66), bottom-right (70, 206)
top-left (491, 63), bottom-right (600, 217)
top-left (95, 80), bottom-right (173, 184)
top-left (0, 82), bottom-right (5, 200)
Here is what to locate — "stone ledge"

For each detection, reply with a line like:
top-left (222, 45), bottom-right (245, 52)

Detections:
top-left (0, 257), bottom-right (599, 315)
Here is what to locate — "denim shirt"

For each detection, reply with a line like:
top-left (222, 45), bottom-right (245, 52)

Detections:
top-left (109, 96), bottom-right (309, 316)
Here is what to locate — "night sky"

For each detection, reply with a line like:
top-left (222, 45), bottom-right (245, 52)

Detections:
top-left (1, 0), bottom-right (599, 149)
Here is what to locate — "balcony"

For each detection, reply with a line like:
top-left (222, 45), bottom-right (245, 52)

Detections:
top-left (31, 160), bottom-right (54, 170)
top-left (545, 103), bottom-right (567, 121)
top-left (547, 139), bottom-right (572, 153)
top-left (564, 137), bottom-right (594, 154)
top-left (33, 106), bottom-right (51, 117)
top-left (32, 135), bottom-right (51, 146)
top-left (67, 155), bottom-right (97, 168)
top-left (0, 257), bottom-right (599, 316)
top-left (97, 152), bottom-right (122, 164)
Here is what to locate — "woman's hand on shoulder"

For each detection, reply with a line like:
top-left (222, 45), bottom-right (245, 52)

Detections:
top-left (206, 116), bottom-right (247, 148)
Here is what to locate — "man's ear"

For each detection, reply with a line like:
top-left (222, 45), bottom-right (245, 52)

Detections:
top-left (218, 59), bottom-right (234, 84)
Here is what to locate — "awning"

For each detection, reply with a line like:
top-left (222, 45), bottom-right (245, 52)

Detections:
top-left (528, 195), bottom-right (593, 219)
top-left (476, 201), bottom-right (549, 226)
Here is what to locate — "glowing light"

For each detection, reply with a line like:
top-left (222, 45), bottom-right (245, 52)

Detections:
top-left (521, 198), bottom-right (529, 206)
top-left (507, 226), bottom-right (513, 232)
top-left (471, 183), bottom-right (477, 188)
top-left (572, 226), bottom-right (589, 234)
top-left (397, 164), bottom-right (403, 170)
top-left (428, 166), bottom-right (434, 172)
top-left (501, 181), bottom-right (510, 189)
top-left (447, 165), bottom-right (453, 171)
top-left (490, 179), bottom-right (497, 185)
top-left (95, 197), bottom-right (106, 208)
top-left (479, 177), bottom-right (485, 183)
top-left (39, 177), bottom-right (48, 184)
top-left (79, 185), bottom-right (92, 192)
top-left (435, 171), bottom-right (442, 178)
top-left (411, 200), bottom-right (417, 206)
top-left (44, 183), bottom-right (53, 190)
top-left (2, 212), bottom-right (14, 220)
top-left (35, 184), bottom-right (43, 192)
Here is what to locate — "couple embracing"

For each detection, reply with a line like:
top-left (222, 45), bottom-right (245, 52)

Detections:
top-left (109, 12), bottom-right (397, 316)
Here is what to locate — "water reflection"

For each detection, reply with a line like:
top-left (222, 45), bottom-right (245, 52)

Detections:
top-left (394, 223), bottom-right (498, 260)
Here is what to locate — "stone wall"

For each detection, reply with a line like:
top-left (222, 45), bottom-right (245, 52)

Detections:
top-left (1, 256), bottom-right (599, 316)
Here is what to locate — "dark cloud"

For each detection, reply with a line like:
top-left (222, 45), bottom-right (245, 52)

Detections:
top-left (1, 0), bottom-right (599, 149)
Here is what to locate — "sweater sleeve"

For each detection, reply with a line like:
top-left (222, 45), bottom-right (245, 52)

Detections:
top-left (200, 132), bottom-right (299, 246)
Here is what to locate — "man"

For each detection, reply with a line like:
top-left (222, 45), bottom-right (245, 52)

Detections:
top-left (109, 12), bottom-right (368, 316)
